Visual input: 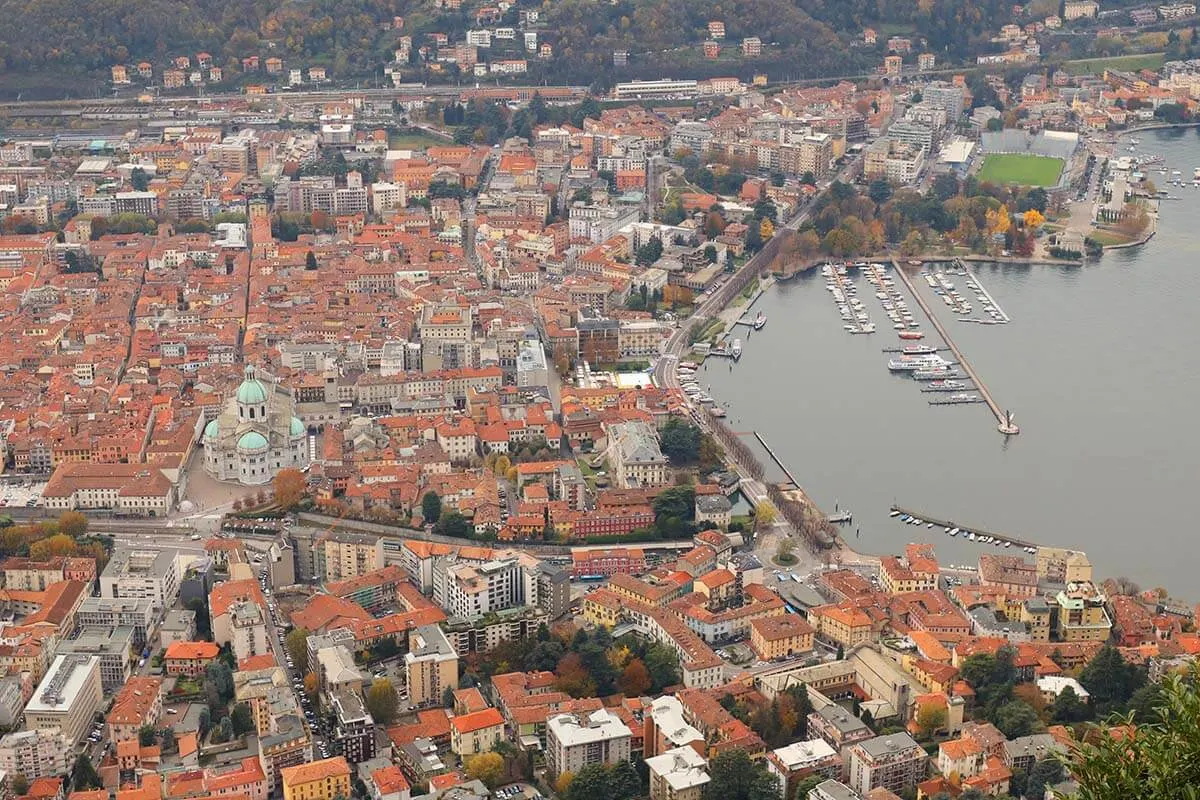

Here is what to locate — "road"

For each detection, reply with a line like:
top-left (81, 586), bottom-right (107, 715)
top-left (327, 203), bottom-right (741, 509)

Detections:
top-left (651, 159), bottom-right (860, 559)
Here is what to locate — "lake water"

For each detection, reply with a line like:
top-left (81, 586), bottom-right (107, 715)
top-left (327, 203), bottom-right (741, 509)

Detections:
top-left (704, 129), bottom-right (1200, 594)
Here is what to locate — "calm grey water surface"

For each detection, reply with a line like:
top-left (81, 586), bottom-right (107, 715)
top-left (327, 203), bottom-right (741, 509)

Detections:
top-left (704, 130), bottom-right (1200, 593)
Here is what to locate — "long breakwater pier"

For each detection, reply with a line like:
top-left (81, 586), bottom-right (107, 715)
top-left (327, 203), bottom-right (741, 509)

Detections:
top-left (891, 258), bottom-right (1019, 435)
top-left (754, 431), bottom-right (801, 488)
top-left (890, 505), bottom-right (1038, 551)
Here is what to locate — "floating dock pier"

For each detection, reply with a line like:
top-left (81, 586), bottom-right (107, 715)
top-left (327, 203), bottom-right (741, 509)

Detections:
top-left (891, 258), bottom-right (1019, 435)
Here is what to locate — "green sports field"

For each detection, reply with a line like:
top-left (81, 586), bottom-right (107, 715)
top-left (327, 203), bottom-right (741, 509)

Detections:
top-left (977, 153), bottom-right (1064, 187)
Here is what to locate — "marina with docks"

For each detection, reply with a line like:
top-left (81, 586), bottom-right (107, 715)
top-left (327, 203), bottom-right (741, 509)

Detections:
top-left (889, 505), bottom-right (1039, 554)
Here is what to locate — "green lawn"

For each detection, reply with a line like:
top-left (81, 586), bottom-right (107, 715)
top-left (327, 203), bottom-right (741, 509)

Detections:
top-left (977, 154), bottom-right (1064, 187)
top-left (1063, 52), bottom-right (1165, 76)
top-left (387, 130), bottom-right (447, 150)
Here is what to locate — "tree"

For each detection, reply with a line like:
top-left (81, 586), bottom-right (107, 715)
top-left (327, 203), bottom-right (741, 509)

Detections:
top-left (305, 250), bottom-right (318, 270)
top-left (916, 704), bottom-right (947, 739)
top-left (932, 173), bottom-right (961, 201)
top-left (1023, 208), bottom-right (1045, 229)
top-left (1024, 757), bottom-right (1065, 800)
top-left (57, 511), bottom-right (88, 538)
top-left (139, 725), bottom-right (158, 746)
top-left (421, 491), bottom-right (442, 524)
top-left (702, 750), bottom-right (779, 800)
top-left (1127, 682), bottom-right (1165, 722)
top-left (303, 672), bottom-right (319, 702)
top-left (160, 727), bottom-right (177, 752)
top-left (366, 678), bottom-right (400, 724)
top-left (274, 468), bottom-right (307, 509)
top-left (645, 643), bottom-right (681, 691)
top-left (704, 244), bottom-right (718, 263)
top-left (10, 775), bottom-right (27, 797)
top-left (755, 501), bottom-right (777, 528)
top-left (868, 179), bottom-right (893, 205)
top-left (205, 661), bottom-right (235, 704)
top-left (1051, 685), bottom-right (1091, 724)
top-left (635, 236), bottom-right (663, 266)
top-left (466, 752), bottom-right (506, 789)
top-left (619, 658), bottom-right (652, 697)
top-left (30, 534), bottom-right (78, 560)
top-left (777, 536), bottom-right (796, 562)
top-left (992, 699), bottom-right (1040, 738)
top-left (435, 511), bottom-right (473, 539)
top-left (130, 167), bottom-right (150, 191)
top-left (555, 652), bottom-right (597, 698)
top-left (554, 773), bottom-right (575, 795)
top-left (213, 717), bottom-right (234, 743)
top-left (231, 702), bottom-right (254, 735)
top-left (1079, 643), bottom-right (1146, 717)
top-left (1069, 667), bottom-right (1200, 800)
top-left (659, 418), bottom-right (701, 464)
top-left (286, 628), bottom-right (311, 674)
top-left (65, 754), bottom-right (100, 792)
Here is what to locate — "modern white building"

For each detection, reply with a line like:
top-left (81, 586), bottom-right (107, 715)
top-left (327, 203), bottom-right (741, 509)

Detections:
top-left (24, 655), bottom-right (105, 746)
top-left (202, 364), bottom-right (309, 485)
top-left (613, 79), bottom-right (699, 99)
top-left (99, 546), bottom-right (194, 611)
top-left (0, 729), bottom-right (71, 780)
top-left (516, 343), bottom-right (549, 388)
top-left (435, 558), bottom-right (521, 618)
top-left (546, 709), bottom-right (632, 777)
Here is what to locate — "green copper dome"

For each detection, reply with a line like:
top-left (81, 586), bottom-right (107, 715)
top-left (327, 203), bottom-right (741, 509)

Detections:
top-left (203, 419), bottom-right (220, 439)
top-left (290, 417), bottom-right (305, 436)
top-left (237, 431), bottom-right (269, 451)
top-left (236, 364), bottom-right (268, 405)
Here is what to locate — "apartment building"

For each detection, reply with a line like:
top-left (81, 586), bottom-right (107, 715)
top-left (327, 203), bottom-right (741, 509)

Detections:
top-left (281, 757), bottom-right (352, 800)
top-left (76, 597), bottom-right (156, 649)
top-left (546, 709), bottom-right (633, 777)
top-left (647, 746), bottom-right (710, 800)
top-left (25, 654), bottom-right (104, 746)
top-left (749, 614), bottom-right (816, 661)
top-left (106, 676), bottom-right (163, 742)
top-left (320, 532), bottom-right (384, 582)
top-left (331, 688), bottom-right (376, 764)
top-left (435, 558), bottom-right (521, 618)
top-left (863, 139), bottom-right (925, 184)
top-left (1053, 583), bottom-right (1113, 642)
top-left (0, 729), bottom-right (71, 780)
top-left (57, 626), bottom-right (135, 692)
top-left (766, 740), bottom-right (843, 799)
top-left (404, 625), bottom-right (458, 708)
top-left (450, 707), bottom-right (505, 757)
top-left (848, 733), bottom-right (928, 796)
top-left (100, 546), bottom-right (190, 611)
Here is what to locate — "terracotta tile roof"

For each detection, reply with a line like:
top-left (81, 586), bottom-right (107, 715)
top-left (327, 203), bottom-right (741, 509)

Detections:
top-left (280, 756), bottom-right (351, 788)
top-left (451, 707), bottom-right (503, 734)
top-left (164, 641), bottom-right (220, 661)
top-left (108, 677), bottom-right (163, 727)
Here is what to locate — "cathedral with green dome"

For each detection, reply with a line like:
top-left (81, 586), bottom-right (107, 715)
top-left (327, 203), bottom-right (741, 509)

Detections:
top-left (202, 364), bottom-right (309, 485)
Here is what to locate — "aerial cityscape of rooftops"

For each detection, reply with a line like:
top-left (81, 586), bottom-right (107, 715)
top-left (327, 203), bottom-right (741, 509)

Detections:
top-left (0, 2), bottom-right (1199, 800)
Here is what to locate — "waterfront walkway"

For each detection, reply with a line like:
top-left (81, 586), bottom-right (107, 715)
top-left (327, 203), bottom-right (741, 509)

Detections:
top-left (890, 258), bottom-right (1019, 435)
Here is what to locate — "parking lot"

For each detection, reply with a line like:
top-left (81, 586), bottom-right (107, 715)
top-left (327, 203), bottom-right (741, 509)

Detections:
top-left (0, 480), bottom-right (46, 509)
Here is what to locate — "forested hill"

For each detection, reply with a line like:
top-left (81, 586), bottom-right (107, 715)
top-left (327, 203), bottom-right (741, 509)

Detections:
top-left (0, 0), bottom-right (1015, 93)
